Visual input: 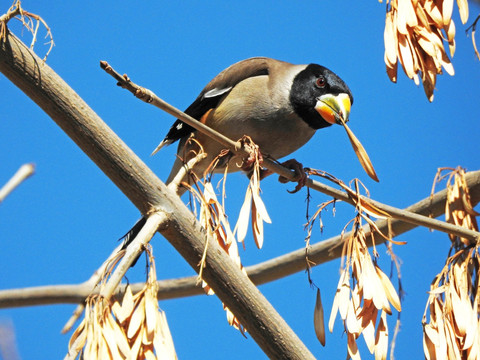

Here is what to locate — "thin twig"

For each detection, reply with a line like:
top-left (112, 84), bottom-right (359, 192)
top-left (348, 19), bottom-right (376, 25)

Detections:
top-left (100, 61), bottom-right (480, 245)
top-left (0, 1), bottom-right (21, 26)
top-left (61, 241), bottom-right (126, 333)
top-left (99, 211), bottom-right (166, 301)
top-left (309, 170), bottom-right (480, 244)
top-left (100, 60), bottom-right (237, 151)
top-left (466, 14), bottom-right (480, 60)
top-left (0, 1), bottom-right (54, 61)
top-left (0, 163), bottom-right (35, 203)
top-left (167, 151), bottom-right (207, 193)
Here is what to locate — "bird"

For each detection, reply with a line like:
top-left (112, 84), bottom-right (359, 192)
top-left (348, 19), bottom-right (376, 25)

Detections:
top-left (152, 56), bottom-right (353, 193)
top-left (121, 57), bottom-right (355, 257)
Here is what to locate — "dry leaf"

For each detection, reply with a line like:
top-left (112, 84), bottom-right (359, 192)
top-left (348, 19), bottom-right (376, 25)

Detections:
top-left (119, 285), bottom-right (135, 324)
top-left (443, 0), bottom-right (455, 26)
top-left (339, 117), bottom-right (379, 182)
top-left (374, 311), bottom-right (388, 360)
top-left (66, 248), bottom-right (177, 360)
top-left (314, 288), bottom-right (326, 346)
top-left (347, 332), bottom-right (361, 360)
top-left (185, 165), bottom-right (248, 334)
top-left (423, 324), bottom-right (438, 360)
top-left (375, 265), bottom-right (402, 312)
top-left (236, 187), bottom-right (252, 244)
top-left (127, 296), bottom-right (145, 339)
top-left (423, 172), bottom-right (479, 360)
top-left (328, 212), bottom-right (402, 360)
top-left (382, 0), bottom-right (469, 101)
top-left (384, 11), bottom-right (398, 66)
top-left (457, 0), bottom-right (469, 24)
top-left (360, 301), bottom-right (378, 353)
top-left (346, 297), bottom-right (361, 335)
top-left (329, 268), bottom-right (351, 332)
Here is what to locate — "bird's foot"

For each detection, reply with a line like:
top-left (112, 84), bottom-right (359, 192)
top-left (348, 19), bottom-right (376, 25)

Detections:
top-left (279, 159), bottom-right (307, 193)
top-left (258, 158), bottom-right (307, 193)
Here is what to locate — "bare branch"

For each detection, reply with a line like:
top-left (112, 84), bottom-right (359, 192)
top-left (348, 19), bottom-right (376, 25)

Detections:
top-left (0, 1), bottom-right (54, 61)
top-left (466, 14), bottom-right (480, 60)
top-left (62, 239), bottom-right (127, 333)
top-left (0, 320), bottom-right (20, 360)
top-left (99, 212), bottom-right (166, 301)
top-left (0, 163), bottom-right (35, 203)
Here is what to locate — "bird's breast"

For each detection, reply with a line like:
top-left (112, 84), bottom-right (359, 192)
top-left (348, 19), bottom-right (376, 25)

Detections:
top-left (201, 76), bottom-right (316, 160)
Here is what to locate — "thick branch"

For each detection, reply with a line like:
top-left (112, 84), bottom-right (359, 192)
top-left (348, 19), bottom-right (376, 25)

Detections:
top-left (2, 170), bottom-right (479, 305)
top-left (0, 31), bottom-right (314, 359)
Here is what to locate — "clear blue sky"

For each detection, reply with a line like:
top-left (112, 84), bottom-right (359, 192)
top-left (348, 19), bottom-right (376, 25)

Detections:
top-left (1, 1), bottom-right (479, 359)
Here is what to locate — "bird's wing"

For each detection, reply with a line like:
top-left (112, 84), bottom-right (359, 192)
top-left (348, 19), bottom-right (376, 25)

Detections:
top-left (152, 57), bottom-right (279, 154)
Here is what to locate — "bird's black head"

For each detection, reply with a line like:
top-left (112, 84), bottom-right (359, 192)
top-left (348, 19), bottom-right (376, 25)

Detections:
top-left (290, 64), bottom-right (353, 130)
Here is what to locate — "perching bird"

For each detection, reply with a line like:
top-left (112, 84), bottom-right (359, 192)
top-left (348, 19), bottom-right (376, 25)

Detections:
top-left (153, 57), bottom-right (353, 193)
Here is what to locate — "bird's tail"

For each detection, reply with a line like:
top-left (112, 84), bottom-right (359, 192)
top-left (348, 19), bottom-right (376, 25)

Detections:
top-left (120, 216), bottom-right (147, 250)
top-left (118, 216), bottom-right (148, 267)
top-left (151, 139), bottom-right (172, 156)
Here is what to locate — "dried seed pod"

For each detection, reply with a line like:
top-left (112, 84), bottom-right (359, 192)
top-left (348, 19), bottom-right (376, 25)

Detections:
top-left (383, 0), bottom-right (469, 101)
top-left (338, 117), bottom-right (379, 182)
top-left (314, 288), bottom-right (326, 346)
top-left (66, 247), bottom-right (177, 359)
top-left (329, 213), bottom-right (402, 359)
top-left (423, 168), bottom-right (479, 359)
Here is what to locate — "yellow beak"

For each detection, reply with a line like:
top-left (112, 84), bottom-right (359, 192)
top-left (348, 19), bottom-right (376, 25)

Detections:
top-left (315, 93), bottom-right (351, 125)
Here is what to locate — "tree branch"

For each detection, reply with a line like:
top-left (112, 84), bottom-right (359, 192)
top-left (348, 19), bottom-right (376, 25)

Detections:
top-left (2, 170), bottom-right (479, 305)
top-left (0, 163), bottom-right (35, 203)
top-left (99, 212), bottom-right (166, 301)
top-left (0, 30), bottom-right (314, 359)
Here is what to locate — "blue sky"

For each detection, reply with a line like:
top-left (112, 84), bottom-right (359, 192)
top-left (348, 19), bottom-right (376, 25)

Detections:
top-left (1, 1), bottom-right (479, 359)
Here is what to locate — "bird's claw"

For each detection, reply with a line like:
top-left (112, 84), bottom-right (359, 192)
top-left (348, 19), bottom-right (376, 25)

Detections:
top-left (235, 136), bottom-right (306, 192)
top-left (278, 159), bottom-right (307, 193)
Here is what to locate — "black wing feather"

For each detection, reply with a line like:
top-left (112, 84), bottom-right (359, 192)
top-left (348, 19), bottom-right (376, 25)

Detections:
top-left (161, 94), bottom-right (224, 145)
top-left (159, 57), bottom-right (272, 147)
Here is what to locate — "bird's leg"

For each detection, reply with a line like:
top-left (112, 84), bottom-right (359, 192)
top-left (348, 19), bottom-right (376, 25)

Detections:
top-left (281, 159), bottom-right (307, 193)
top-left (236, 136), bottom-right (306, 192)
top-left (278, 159), bottom-right (305, 183)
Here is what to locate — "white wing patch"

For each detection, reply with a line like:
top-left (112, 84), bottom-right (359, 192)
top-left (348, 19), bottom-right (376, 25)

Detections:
top-left (203, 87), bottom-right (232, 99)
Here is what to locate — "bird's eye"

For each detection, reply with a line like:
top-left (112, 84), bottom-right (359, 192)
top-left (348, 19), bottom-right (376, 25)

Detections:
top-left (315, 76), bottom-right (326, 88)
